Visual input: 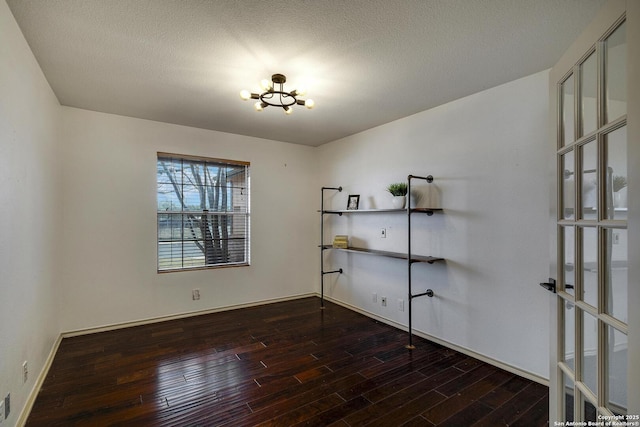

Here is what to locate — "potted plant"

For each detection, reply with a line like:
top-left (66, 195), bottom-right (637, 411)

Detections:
top-left (387, 182), bottom-right (408, 209)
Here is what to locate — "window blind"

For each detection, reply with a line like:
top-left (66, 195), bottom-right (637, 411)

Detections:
top-left (157, 153), bottom-right (250, 271)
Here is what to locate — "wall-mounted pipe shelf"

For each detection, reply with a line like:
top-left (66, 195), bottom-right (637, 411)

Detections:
top-left (321, 207), bottom-right (442, 216)
top-left (320, 174), bottom-right (443, 349)
top-left (321, 245), bottom-right (443, 264)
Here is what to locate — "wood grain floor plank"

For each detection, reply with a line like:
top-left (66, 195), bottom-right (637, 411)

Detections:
top-left (422, 368), bottom-right (513, 424)
top-left (401, 415), bottom-right (435, 426)
top-left (437, 400), bottom-right (495, 427)
top-left (472, 382), bottom-right (550, 427)
top-left (290, 395), bottom-right (371, 427)
top-left (478, 373), bottom-right (538, 410)
top-left (359, 389), bottom-right (450, 427)
top-left (343, 382), bottom-right (446, 426)
top-left (510, 393), bottom-right (550, 427)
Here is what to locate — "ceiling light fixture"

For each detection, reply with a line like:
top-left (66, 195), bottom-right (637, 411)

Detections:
top-left (240, 74), bottom-right (314, 114)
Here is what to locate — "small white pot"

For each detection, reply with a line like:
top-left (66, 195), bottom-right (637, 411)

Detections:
top-left (391, 195), bottom-right (406, 209)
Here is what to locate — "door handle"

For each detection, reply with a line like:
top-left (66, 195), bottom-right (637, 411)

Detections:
top-left (539, 278), bottom-right (556, 293)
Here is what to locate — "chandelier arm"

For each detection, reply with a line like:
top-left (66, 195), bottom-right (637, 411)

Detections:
top-left (244, 73), bottom-right (313, 111)
top-left (259, 90), bottom-right (297, 108)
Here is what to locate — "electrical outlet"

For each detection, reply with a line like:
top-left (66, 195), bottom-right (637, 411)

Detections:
top-left (380, 228), bottom-right (386, 238)
top-left (372, 292), bottom-right (377, 303)
top-left (22, 361), bottom-right (28, 383)
top-left (397, 298), bottom-right (404, 312)
top-left (613, 232), bottom-right (620, 244)
top-left (192, 289), bottom-right (200, 300)
top-left (381, 296), bottom-right (387, 307)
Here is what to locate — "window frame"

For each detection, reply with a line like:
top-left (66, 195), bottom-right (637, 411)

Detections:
top-left (156, 152), bottom-right (250, 272)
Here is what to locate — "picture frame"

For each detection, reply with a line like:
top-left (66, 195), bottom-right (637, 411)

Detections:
top-left (347, 194), bottom-right (360, 210)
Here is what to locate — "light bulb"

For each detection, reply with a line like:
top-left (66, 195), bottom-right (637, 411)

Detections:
top-left (240, 90), bottom-right (251, 100)
top-left (305, 99), bottom-right (315, 109)
top-left (254, 102), bottom-right (264, 112)
top-left (260, 79), bottom-right (272, 91)
top-left (284, 106), bottom-right (293, 115)
top-left (296, 86), bottom-right (307, 96)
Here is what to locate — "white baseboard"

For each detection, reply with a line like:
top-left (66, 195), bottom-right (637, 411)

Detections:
top-left (321, 294), bottom-right (549, 387)
top-left (62, 292), bottom-right (317, 338)
top-left (16, 334), bottom-right (63, 427)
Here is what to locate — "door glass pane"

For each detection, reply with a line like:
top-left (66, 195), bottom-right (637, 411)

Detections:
top-left (562, 74), bottom-right (575, 146)
top-left (564, 372), bottom-right (575, 422)
top-left (581, 141), bottom-right (598, 219)
top-left (563, 226), bottom-right (575, 295)
top-left (581, 227), bottom-right (598, 308)
top-left (562, 150), bottom-right (575, 220)
top-left (605, 228), bottom-right (628, 323)
top-left (583, 394), bottom-right (598, 422)
top-left (607, 325), bottom-right (627, 415)
top-left (606, 126), bottom-right (628, 218)
top-left (563, 301), bottom-right (575, 371)
top-left (581, 309), bottom-right (598, 395)
top-left (580, 52), bottom-right (597, 136)
top-left (605, 21), bottom-right (627, 123)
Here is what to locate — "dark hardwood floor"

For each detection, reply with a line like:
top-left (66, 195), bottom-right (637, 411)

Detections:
top-left (26, 297), bottom-right (548, 426)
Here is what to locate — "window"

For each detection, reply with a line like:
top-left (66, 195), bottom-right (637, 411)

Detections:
top-left (157, 153), bottom-right (250, 271)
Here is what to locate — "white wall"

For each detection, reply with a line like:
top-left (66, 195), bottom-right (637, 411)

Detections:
top-left (318, 71), bottom-right (551, 380)
top-left (0, 1), bottom-right (62, 425)
top-left (58, 107), bottom-right (319, 332)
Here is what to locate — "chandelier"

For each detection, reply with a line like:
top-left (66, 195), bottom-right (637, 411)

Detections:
top-left (240, 73), bottom-right (315, 115)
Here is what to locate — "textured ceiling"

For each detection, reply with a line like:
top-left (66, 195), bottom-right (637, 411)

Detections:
top-left (7, 0), bottom-right (606, 146)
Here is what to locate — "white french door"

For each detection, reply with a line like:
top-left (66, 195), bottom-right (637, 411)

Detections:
top-left (549, 0), bottom-right (639, 422)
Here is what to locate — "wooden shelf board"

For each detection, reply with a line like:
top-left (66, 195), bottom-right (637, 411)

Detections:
top-left (322, 245), bottom-right (444, 264)
top-left (322, 207), bottom-right (442, 214)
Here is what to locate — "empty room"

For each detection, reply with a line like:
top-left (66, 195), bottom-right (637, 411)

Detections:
top-left (1, 0), bottom-right (638, 425)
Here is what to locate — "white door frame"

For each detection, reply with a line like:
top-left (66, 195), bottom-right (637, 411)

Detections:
top-left (626, 0), bottom-right (640, 413)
